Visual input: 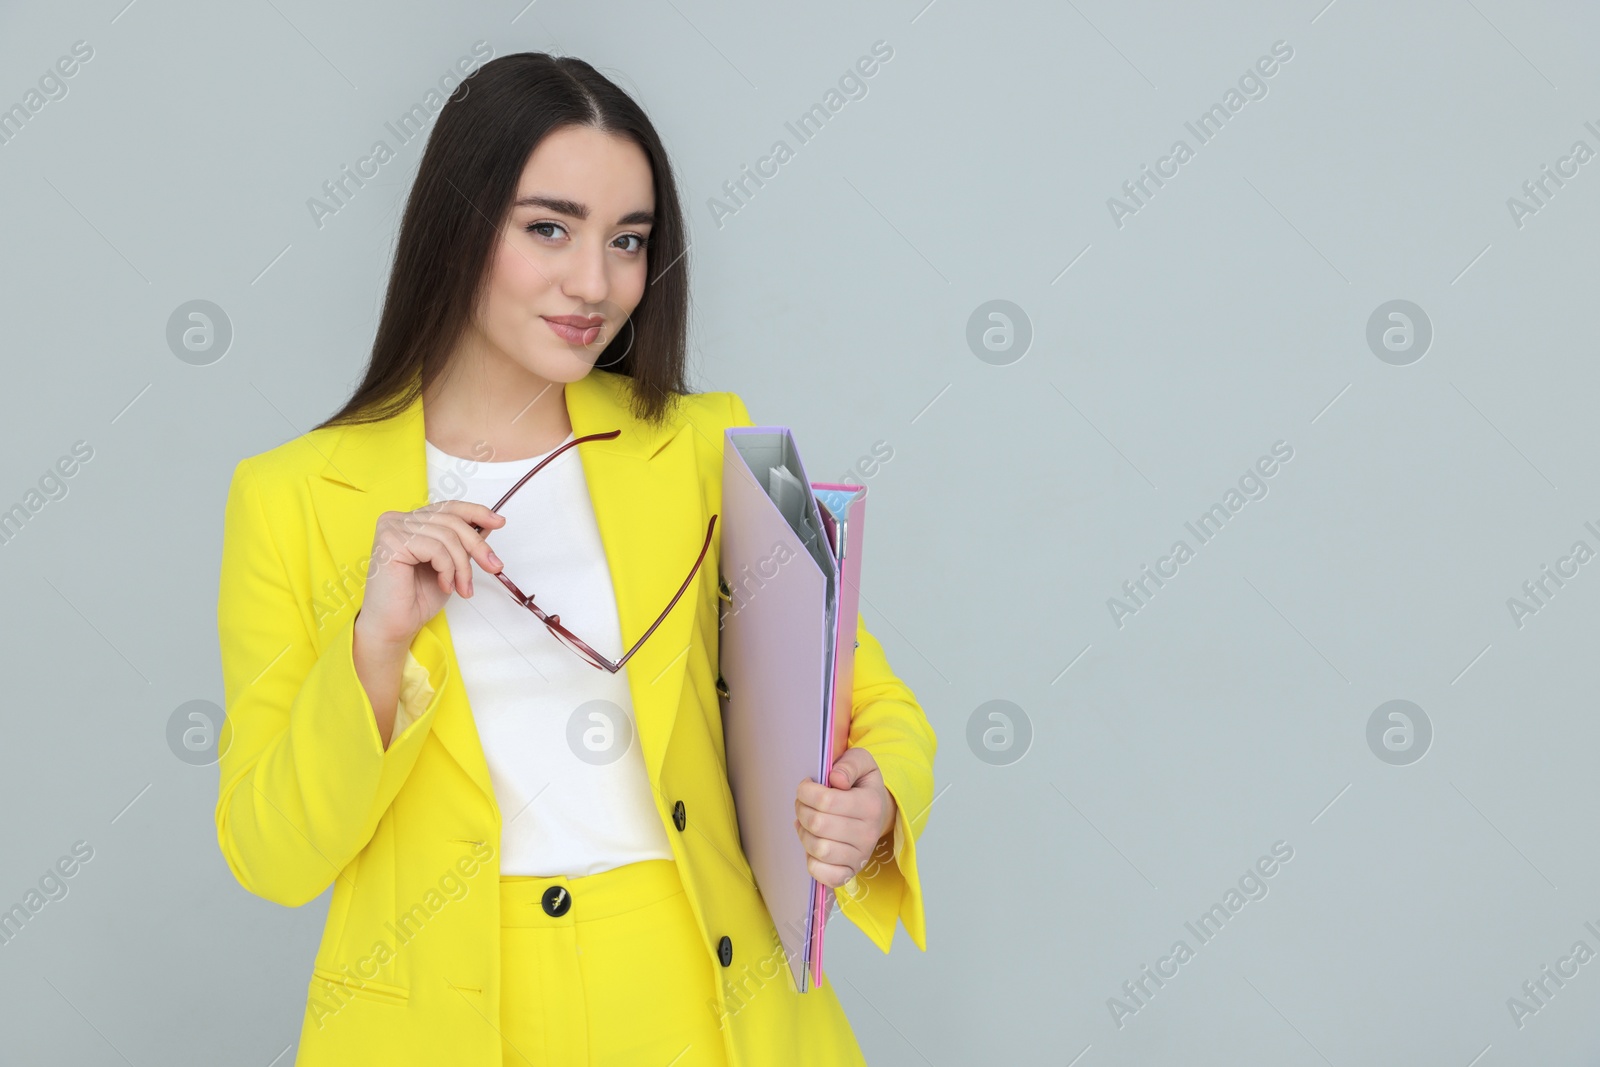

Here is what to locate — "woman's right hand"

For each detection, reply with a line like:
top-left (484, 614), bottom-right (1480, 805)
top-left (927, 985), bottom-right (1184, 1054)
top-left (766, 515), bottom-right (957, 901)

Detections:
top-left (354, 501), bottom-right (507, 651)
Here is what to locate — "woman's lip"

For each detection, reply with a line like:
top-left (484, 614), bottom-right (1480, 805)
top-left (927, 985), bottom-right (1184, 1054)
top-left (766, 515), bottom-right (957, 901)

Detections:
top-left (543, 317), bottom-right (603, 345)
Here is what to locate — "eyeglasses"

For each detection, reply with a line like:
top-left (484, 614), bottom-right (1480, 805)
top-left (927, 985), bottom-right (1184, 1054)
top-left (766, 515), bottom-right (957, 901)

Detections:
top-left (467, 428), bottom-right (718, 674)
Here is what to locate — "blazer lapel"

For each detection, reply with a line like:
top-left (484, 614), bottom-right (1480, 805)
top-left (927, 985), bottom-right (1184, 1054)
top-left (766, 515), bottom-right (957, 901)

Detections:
top-left (566, 382), bottom-right (704, 789)
top-left (304, 369), bottom-right (703, 819)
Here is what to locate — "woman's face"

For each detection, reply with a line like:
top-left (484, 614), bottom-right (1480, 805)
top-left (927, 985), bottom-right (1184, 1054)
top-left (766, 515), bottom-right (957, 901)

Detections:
top-left (473, 124), bottom-right (655, 383)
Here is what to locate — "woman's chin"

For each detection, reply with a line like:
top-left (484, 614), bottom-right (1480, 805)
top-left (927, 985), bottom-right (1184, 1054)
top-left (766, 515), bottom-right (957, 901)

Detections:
top-left (504, 342), bottom-right (591, 379)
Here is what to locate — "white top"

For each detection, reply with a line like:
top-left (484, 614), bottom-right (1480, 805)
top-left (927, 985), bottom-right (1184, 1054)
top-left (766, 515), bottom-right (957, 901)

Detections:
top-left (420, 432), bottom-right (673, 877)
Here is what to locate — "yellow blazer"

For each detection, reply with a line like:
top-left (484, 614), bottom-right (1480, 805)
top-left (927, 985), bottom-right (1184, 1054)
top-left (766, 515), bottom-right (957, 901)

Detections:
top-left (214, 367), bottom-right (936, 1066)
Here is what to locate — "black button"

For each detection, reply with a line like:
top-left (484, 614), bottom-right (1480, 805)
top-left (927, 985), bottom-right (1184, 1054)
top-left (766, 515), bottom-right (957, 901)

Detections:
top-left (717, 935), bottom-right (733, 967)
top-left (541, 886), bottom-right (571, 917)
top-left (673, 800), bottom-right (687, 832)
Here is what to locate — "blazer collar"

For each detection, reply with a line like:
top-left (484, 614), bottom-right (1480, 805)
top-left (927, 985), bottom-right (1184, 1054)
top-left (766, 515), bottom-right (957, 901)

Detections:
top-left (306, 368), bottom-right (703, 817)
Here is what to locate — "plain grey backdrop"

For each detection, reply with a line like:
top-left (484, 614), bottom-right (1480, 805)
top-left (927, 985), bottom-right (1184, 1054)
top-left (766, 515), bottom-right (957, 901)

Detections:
top-left (3, 0), bottom-right (1599, 1063)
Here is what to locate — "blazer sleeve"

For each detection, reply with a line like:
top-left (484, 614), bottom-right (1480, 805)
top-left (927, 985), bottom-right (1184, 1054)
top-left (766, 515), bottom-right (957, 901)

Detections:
top-left (214, 456), bottom-right (452, 907)
top-left (832, 616), bottom-right (936, 953)
top-left (725, 392), bottom-right (937, 954)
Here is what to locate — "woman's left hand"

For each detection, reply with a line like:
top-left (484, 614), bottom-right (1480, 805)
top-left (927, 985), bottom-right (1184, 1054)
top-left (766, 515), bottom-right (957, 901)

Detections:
top-left (795, 747), bottom-right (898, 889)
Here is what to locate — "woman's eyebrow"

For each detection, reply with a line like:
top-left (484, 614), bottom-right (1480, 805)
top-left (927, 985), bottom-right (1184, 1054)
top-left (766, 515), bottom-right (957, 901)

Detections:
top-left (514, 194), bottom-right (653, 226)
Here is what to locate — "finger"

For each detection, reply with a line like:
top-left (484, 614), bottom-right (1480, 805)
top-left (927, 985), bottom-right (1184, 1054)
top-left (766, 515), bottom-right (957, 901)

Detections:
top-left (795, 801), bottom-right (862, 846)
top-left (795, 794), bottom-right (828, 826)
top-left (376, 517), bottom-right (452, 596)
top-left (438, 499), bottom-right (508, 536)
top-left (410, 520), bottom-right (475, 597)
top-left (376, 520), bottom-right (438, 574)
top-left (797, 779), bottom-right (835, 810)
top-left (808, 861), bottom-right (851, 889)
top-left (406, 530), bottom-right (463, 598)
top-left (428, 510), bottom-right (504, 575)
top-left (796, 821), bottom-right (857, 887)
top-left (827, 756), bottom-right (859, 789)
top-left (798, 788), bottom-right (868, 826)
top-left (428, 520), bottom-right (476, 597)
top-left (796, 819), bottom-right (851, 864)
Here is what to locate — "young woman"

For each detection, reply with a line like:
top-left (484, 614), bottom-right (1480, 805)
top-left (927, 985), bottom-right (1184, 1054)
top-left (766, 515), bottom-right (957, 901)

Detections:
top-left (214, 52), bottom-right (936, 1066)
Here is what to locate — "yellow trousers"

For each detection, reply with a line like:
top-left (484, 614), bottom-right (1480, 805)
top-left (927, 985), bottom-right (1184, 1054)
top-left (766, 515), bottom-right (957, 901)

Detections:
top-left (499, 858), bottom-right (729, 1066)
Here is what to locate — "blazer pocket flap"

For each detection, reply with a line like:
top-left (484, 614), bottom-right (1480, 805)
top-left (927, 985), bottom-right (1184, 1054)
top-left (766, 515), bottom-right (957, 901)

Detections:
top-left (310, 964), bottom-right (410, 1006)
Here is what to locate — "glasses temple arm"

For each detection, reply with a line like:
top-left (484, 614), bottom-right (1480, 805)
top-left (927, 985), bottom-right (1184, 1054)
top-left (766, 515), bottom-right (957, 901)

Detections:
top-left (614, 514), bottom-right (718, 670)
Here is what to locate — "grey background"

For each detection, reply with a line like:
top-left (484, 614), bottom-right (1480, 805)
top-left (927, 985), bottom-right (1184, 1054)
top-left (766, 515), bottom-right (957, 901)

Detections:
top-left (1, 0), bottom-right (1596, 1063)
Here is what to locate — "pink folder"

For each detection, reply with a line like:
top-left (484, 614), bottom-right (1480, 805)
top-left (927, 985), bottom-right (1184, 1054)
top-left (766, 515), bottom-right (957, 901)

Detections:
top-left (717, 427), bottom-right (868, 993)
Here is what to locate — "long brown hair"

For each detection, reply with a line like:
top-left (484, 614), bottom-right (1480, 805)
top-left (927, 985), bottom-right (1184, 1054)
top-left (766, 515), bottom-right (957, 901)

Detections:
top-left (314, 52), bottom-right (692, 432)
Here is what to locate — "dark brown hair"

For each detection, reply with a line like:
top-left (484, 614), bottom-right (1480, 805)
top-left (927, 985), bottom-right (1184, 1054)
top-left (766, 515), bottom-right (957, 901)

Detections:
top-left (314, 52), bottom-right (692, 432)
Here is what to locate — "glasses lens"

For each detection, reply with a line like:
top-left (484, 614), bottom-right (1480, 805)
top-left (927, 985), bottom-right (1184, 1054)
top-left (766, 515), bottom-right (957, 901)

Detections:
top-left (547, 622), bottom-right (606, 670)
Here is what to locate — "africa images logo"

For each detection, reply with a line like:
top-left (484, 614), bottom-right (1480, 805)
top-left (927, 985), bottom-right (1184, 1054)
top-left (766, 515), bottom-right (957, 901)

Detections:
top-left (1107, 441), bottom-right (1294, 629)
top-left (1106, 40), bottom-right (1295, 229)
top-left (1107, 841), bottom-right (1295, 1029)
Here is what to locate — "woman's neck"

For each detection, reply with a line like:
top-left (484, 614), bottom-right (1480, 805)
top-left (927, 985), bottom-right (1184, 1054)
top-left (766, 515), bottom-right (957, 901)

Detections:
top-left (422, 352), bottom-right (574, 464)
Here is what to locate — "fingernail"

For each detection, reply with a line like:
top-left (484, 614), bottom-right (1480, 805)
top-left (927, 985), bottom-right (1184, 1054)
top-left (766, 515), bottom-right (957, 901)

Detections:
top-left (488, 550), bottom-right (502, 566)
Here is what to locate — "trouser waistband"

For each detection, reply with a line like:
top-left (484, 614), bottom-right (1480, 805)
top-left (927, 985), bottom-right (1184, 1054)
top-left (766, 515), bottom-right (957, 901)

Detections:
top-left (499, 857), bottom-right (682, 926)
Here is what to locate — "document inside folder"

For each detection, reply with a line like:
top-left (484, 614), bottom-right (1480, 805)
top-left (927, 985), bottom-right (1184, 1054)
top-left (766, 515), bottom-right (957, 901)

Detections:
top-left (813, 487), bottom-right (864, 560)
top-left (767, 463), bottom-right (836, 738)
top-left (731, 432), bottom-right (832, 577)
top-left (810, 485), bottom-right (863, 757)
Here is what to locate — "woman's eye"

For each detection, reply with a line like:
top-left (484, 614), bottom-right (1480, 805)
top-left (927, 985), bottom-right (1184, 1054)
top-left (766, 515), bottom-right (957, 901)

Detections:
top-left (523, 221), bottom-right (646, 253)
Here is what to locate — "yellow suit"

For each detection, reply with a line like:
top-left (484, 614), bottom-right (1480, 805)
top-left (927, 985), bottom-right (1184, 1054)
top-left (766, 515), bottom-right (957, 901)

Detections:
top-left (215, 368), bottom-right (936, 1065)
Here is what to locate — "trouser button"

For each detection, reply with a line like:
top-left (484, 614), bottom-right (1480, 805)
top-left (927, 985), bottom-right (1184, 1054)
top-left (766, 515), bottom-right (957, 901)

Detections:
top-left (542, 885), bottom-right (571, 917)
